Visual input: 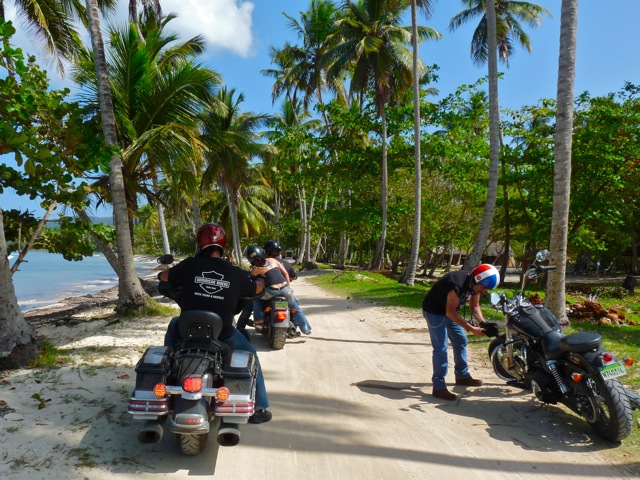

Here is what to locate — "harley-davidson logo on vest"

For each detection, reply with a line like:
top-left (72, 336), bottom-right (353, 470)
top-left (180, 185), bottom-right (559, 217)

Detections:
top-left (195, 270), bottom-right (230, 297)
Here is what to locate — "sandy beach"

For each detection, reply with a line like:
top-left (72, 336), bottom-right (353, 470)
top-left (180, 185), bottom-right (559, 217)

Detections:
top-left (1, 273), bottom-right (638, 480)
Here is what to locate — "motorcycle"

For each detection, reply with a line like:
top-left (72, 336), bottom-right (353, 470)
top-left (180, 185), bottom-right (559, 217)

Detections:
top-left (128, 283), bottom-right (258, 455)
top-left (488, 249), bottom-right (639, 442)
top-left (254, 294), bottom-right (294, 350)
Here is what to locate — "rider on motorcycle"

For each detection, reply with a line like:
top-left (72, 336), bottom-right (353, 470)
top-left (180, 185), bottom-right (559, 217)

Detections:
top-left (158, 223), bottom-right (272, 424)
top-left (247, 245), bottom-right (312, 336)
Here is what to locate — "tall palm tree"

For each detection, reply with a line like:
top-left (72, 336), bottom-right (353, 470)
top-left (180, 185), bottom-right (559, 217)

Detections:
top-left (399, 0), bottom-right (440, 285)
top-left (450, 0), bottom-right (550, 269)
top-left (328, 0), bottom-right (439, 270)
top-left (74, 15), bottom-right (222, 255)
top-left (84, 0), bottom-right (147, 311)
top-left (128, 0), bottom-right (161, 42)
top-left (200, 88), bottom-right (271, 264)
top-left (546, 0), bottom-right (578, 325)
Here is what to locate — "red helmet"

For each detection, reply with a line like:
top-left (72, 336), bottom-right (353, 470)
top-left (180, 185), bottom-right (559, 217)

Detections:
top-left (470, 264), bottom-right (500, 289)
top-left (196, 223), bottom-right (227, 255)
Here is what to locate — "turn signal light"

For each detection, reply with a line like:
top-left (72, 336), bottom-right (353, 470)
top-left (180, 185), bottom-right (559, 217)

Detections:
top-left (602, 352), bottom-right (614, 363)
top-left (265, 306), bottom-right (272, 313)
top-left (183, 376), bottom-right (203, 393)
top-left (291, 308), bottom-right (297, 314)
top-left (571, 373), bottom-right (583, 382)
top-left (153, 383), bottom-right (167, 398)
top-left (217, 386), bottom-right (230, 401)
top-left (623, 357), bottom-right (634, 367)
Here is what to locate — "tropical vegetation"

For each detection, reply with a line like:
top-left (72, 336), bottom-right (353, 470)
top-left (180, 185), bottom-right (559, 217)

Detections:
top-left (1, 0), bottom-right (639, 369)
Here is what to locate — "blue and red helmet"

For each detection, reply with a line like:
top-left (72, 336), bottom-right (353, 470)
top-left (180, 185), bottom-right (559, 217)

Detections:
top-left (470, 264), bottom-right (500, 289)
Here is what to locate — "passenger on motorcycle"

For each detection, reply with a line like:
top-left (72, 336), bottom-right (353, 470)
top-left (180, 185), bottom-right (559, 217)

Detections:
top-left (158, 223), bottom-right (272, 424)
top-left (246, 245), bottom-right (312, 336)
top-left (421, 264), bottom-right (499, 401)
top-left (264, 239), bottom-right (297, 281)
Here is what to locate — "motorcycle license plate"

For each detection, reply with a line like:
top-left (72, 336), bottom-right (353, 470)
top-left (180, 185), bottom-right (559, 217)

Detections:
top-left (275, 301), bottom-right (288, 309)
top-left (599, 362), bottom-right (626, 380)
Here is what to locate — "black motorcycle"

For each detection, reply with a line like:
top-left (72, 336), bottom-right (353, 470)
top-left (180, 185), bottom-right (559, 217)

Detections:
top-left (488, 249), bottom-right (639, 442)
top-left (128, 282), bottom-right (258, 455)
top-left (254, 295), bottom-right (293, 350)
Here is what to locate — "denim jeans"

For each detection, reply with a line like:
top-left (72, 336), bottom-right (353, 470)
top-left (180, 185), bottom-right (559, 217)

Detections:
top-left (423, 310), bottom-right (470, 390)
top-left (164, 317), bottom-right (269, 410)
top-left (253, 285), bottom-right (312, 334)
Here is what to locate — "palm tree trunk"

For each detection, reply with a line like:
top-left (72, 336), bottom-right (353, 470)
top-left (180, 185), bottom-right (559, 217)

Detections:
top-left (399, 0), bottom-right (422, 286)
top-left (191, 196), bottom-right (202, 233)
top-left (225, 188), bottom-right (242, 266)
top-left (372, 107), bottom-right (389, 270)
top-left (152, 175), bottom-right (171, 255)
top-left (85, 0), bottom-right (147, 311)
top-left (464, 0), bottom-right (501, 270)
top-left (546, 0), bottom-right (579, 326)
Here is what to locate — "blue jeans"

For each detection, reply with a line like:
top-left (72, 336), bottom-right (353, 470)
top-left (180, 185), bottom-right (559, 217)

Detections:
top-left (164, 317), bottom-right (269, 410)
top-left (253, 285), bottom-right (312, 334)
top-left (423, 311), bottom-right (470, 390)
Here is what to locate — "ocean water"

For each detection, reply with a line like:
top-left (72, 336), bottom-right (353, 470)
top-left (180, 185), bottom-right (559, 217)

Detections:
top-left (9, 250), bottom-right (160, 311)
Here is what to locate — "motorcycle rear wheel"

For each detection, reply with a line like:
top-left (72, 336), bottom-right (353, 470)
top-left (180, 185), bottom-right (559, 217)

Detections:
top-left (580, 376), bottom-right (633, 442)
top-left (270, 327), bottom-right (287, 350)
top-left (177, 433), bottom-right (208, 455)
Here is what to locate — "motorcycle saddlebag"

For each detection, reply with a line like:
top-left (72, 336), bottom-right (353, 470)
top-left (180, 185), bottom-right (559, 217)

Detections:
top-left (222, 350), bottom-right (257, 398)
top-left (510, 305), bottom-right (560, 340)
top-left (134, 345), bottom-right (172, 391)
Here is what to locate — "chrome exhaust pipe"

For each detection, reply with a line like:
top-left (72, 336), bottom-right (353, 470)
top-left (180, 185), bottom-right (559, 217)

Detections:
top-left (625, 389), bottom-right (640, 410)
top-left (138, 419), bottom-right (164, 444)
top-left (217, 422), bottom-right (240, 447)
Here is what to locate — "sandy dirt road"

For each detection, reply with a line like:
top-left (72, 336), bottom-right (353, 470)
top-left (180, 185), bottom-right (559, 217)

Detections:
top-left (1, 272), bottom-right (638, 479)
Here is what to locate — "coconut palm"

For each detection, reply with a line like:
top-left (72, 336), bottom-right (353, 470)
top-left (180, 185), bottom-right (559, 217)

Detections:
top-left (450, 0), bottom-right (550, 269)
top-left (327, 0), bottom-right (439, 270)
top-left (546, 0), bottom-right (578, 325)
top-left (73, 15), bottom-right (222, 253)
top-left (200, 88), bottom-right (271, 264)
top-left (399, 0), bottom-right (440, 285)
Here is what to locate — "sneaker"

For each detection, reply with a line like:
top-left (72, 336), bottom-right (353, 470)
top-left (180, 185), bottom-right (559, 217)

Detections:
top-left (455, 376), bottom-right (483, 387)
top-left (432, 388), bottom-right (457, 401)
top-left (249, 409), bottom-right (272, 424)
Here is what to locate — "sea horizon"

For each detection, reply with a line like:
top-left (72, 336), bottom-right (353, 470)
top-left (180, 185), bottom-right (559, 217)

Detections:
top-left (9, 251), bottom-right (160, 311)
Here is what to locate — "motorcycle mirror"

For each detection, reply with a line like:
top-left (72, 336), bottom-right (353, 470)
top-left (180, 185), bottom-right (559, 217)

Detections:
top-left (490, 292), bottom-right (500, 306)
top-left (535, 249), bottom-right (550, 262)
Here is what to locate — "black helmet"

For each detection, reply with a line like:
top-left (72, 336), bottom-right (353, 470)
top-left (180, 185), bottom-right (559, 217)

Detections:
top-left (246, 245), bottom-right (266, 266)
top-left (263, 239), bottom-right (282, 257)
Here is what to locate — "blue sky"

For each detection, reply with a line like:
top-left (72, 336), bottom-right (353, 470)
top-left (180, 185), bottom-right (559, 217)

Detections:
top-left (2, 0), bottom-right (639, 215)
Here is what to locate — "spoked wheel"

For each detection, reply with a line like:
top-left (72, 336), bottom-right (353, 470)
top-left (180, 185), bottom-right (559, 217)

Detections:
top-left (488, 334), bottom-right (525, 383)
top-left (575, 376), bottom-right (633, 442)
top-left (177, 433), bottom-right (208, 455)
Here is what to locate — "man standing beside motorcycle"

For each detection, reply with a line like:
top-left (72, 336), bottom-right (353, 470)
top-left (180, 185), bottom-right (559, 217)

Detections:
top-left (422, 264), bottom-right (500, 401)
top-left (158, 223), bottom-right (272, 424)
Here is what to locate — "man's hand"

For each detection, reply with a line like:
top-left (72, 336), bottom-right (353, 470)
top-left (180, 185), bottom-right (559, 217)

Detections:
top-left (468, 325), bottom-right (486, 336)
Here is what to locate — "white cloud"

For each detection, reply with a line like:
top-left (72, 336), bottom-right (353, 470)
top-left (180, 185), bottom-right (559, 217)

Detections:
top-left (161, 0), bottom-right (255, 57)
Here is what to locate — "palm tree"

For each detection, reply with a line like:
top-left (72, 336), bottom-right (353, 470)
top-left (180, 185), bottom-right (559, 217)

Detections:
top-left (546, 0), bottom-right (578, 325)
top-left (200, 88), bottom-right (271, 264)
top-left (328, 0), bottom-right (439, 270)
top-left (128, 0), bottom-right (162, 42)
top-left (450, 0), bottom-right (550, 269)
top-left (74, 15), bottom-right (222, 256)
top-left (399, 0), bottom-right (440, 285)
top-left (84, 0), bottom-right (147, 311)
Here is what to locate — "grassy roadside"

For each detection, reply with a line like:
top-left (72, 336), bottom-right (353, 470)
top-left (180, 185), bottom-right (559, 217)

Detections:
top-left (304, 267), bottom-right (640, 459)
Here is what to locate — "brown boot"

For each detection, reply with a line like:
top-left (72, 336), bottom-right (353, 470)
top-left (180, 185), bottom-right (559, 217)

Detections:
top-left (432, 388), bottom-right (457, 401)
top-left (455, 376), bottom-right (483, 387)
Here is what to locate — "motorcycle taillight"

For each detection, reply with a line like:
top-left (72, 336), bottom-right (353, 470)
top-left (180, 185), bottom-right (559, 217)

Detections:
top-left (276, 312), bottom-right (288, 321)
top-left (183, 376), bottom-right (203, 393)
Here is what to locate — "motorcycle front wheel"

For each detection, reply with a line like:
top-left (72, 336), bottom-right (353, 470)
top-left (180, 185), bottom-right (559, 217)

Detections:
top-left (488, 334), bottom-right (523, 383)
top-left (576, 375), bottom-right (633, 442)
top-left (177, 433), bottom-right (208, 455)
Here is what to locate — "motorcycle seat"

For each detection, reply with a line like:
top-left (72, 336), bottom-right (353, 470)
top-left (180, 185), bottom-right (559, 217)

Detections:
top-left (560, 331), bottom-right (602, 353)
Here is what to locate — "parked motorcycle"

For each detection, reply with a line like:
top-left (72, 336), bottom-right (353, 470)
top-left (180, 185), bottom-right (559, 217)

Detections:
top-left (128, 309), bottom-right (258, 455)
top-left (488, 249), bottom-right (639, 442)
top-left (254, 294), bottom-right (293, 350)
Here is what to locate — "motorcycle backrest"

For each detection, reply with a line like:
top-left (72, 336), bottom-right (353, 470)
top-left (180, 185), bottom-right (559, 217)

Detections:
top-left (178, 310), bottom-right (223, 341)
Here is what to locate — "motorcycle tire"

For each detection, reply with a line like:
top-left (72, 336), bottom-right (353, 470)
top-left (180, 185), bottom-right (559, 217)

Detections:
top-left (582, 376), bottom-right (633, 442)
top-left (177, 433), bottom-right (208, 455)
top-left (488, 334), bottom-right (521, 383)
top-left (270, 327), bottom-right (287, 350)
